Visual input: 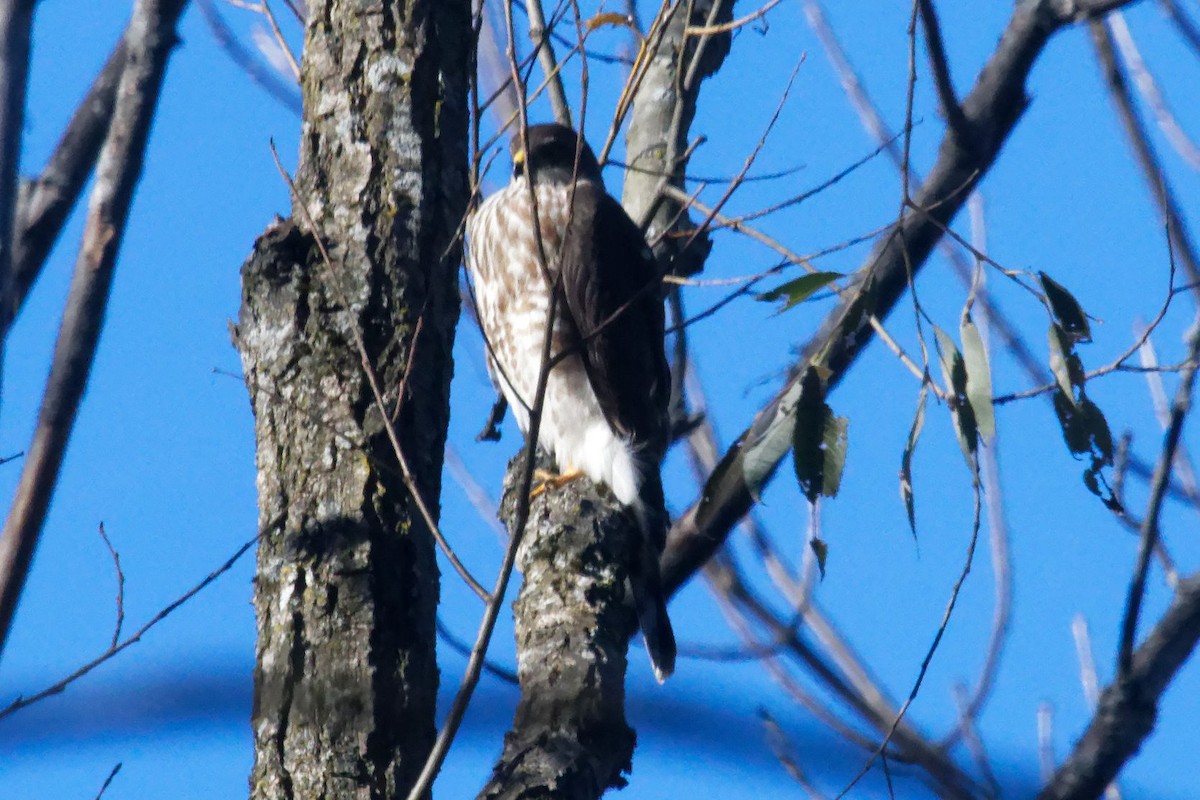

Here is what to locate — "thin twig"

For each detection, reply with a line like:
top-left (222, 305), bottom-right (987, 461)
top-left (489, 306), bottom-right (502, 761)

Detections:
top-left (93, 763), bottom-right (122, 800)
top-left (916, 0), bottom-right (966, 134)
top-left (761, 709), bottom-right (828, 800)
top-left (523, 0), bottom-right (571, 125)
top-left (1118, 315), bottom-right (1200, 674)
top-left (0, 0), bottom-right (35, 366)
top-left (1108, 11), bottom-right (1200, 170)
top-left (404, 7), bottom-right (567, 793)
top-left (940, 195), bottom-right (1012, 752)
top-left (6, 39), bottom-right (127, 330)
top-left (0, 533), bottom-right (258, 720)
top-left (1071, 616), bottom-right (1122, 800)
top-left (1037, 702), bottom-right (1056, 785)
top-left (97, 523), bottom-right (125, 650)
top-left (196, 0), bottom-right (301, 114)
top-left (1090, 18), bottom-right (1200, 290)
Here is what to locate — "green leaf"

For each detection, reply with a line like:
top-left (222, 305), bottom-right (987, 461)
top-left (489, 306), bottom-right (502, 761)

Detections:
top-left (810, 537), bottom-right (828, 579)
top-left (757, 271), bottom-right (843, 314)
top-left (1048, 323), bottom-right (1088, 402)
top-left (791, 367), bottom-right (849, 503)
top-left (900, 385), bottom-right (928, 539)
top-left (934, 324), bottom-right (979, 468)
top-left (821, 413), bottom-right (849, 498)
top-left (1039, 271), bottom-right (1092, 343)
top-left (739, 378), bottom-right (806, 500)
top-left (960, 311), bottom-right (995, 441)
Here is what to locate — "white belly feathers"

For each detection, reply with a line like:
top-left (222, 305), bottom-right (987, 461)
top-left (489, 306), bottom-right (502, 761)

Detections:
top-left (466, 179), bottom-right (642, 507)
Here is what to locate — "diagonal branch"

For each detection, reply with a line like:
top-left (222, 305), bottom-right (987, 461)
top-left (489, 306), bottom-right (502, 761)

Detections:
top-left (1037, 571), bottom-right (1200, 800)
top-left (660, 0), bottom-right (1142, 597)
top-left (0, 0), bottom-right (190, 660)
top-left (5, 39), bottom-right (127, 330)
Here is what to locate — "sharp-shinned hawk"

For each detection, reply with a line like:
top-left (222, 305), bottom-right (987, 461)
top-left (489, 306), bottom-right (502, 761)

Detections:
top-left (466, 123), bottom-right (677, 681)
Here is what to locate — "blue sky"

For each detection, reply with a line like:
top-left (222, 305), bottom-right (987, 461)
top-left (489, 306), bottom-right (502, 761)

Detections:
top-left (3, 1), bottom-right (1200, 798)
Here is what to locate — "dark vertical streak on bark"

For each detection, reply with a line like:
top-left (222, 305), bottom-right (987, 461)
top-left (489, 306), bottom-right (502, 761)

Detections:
top-left (236, 0), bottom-right (470, 797)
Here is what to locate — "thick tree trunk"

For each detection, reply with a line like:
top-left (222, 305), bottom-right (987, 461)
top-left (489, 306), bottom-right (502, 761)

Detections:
top-left (234, 1), bottom-right (470, 797)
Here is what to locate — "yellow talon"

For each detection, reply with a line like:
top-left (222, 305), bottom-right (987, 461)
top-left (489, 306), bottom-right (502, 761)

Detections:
top-left (530, 467), bottom-right (585, 500)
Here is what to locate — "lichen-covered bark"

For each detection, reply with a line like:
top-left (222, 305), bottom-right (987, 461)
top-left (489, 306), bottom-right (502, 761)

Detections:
top-left (478, 454), bottom-right (638, 800)
top-left (621, 0), bottom-right (733, 277)
top-left (234, 0), bottom-right (470, 797)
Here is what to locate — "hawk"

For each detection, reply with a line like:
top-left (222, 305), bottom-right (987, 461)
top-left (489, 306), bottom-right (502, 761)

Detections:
top-left (466, 123), bottom-right (676, 681)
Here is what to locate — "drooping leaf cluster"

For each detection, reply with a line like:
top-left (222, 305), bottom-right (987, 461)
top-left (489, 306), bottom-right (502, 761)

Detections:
top-left (1039, 272), bottom-right (1121, 511)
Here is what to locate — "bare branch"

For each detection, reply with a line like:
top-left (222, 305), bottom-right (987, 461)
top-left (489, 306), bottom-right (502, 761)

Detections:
top-left (196, 0), bottom-right (301, 115)
top-left (1089, 17), bottom-right (1200, 291)
top-left (916, 0), bottom-right (966, 134)
top-left (662, 0), bottom-right (1139, 596)
top-left (523, 0), bottom-right (572, 125)
top-left (5, 40), bottom-right (126, 329)
top-left (1108, 11), bottom-right (1200, 169)
top-left (1037, 572), bottom-right (1200, 800)
top-left (0, 0), bottom-right (34, 364)
top-left (0, 0), bottom-right (190, 659)
top-left (621, 0), bottom-right (735, 277)
top-left (1118, 318), bottom-right (1200, 674)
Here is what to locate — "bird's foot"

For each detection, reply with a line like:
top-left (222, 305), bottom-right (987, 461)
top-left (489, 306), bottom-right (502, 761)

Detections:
top-left (529, 467), bottom-right (585, 500)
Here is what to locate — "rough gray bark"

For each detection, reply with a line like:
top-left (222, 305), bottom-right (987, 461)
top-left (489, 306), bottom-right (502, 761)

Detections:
top-left (234, 0), bottom-right (470, 797)
top-left (478, 453), bottom-right (638, 800)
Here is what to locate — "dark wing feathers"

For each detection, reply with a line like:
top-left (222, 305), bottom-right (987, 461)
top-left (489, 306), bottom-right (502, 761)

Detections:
top-left (559, 184), bottom-right (670, 456)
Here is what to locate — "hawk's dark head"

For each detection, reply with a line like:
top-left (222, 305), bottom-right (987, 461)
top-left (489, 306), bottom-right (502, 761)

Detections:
top-left (511, 124), bottom-right (602, 186)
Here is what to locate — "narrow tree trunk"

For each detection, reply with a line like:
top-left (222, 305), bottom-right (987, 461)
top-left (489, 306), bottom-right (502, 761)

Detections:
top-left (478, 453), bottom-right (639, 800)
top-left (235, 1), bottom-right (470, 797)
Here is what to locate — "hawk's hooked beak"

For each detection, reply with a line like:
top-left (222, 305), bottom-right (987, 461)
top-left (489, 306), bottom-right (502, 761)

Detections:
top-left (512, 147), bottom-right (526, 177)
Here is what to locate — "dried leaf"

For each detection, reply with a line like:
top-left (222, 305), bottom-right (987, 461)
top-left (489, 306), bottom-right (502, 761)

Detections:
top-left (585, 11), bottom-right (633, 32)
top-left (810, 537), bottom-right (828, 579)
top-left (1039, 271), bottom-right (1092, 343)
top-left (900, 385), bottom-right (928, 539)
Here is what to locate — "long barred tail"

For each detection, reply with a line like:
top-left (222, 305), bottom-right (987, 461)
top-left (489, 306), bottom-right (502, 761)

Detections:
top-left (631, 470), bottom-right (676, 682)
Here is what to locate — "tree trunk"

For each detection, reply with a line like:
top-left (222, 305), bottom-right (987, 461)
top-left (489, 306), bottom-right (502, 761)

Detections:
top-left (478, 453), bottom-right (639, 800)
top-left (234, 1), bottom-right (470, 797)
